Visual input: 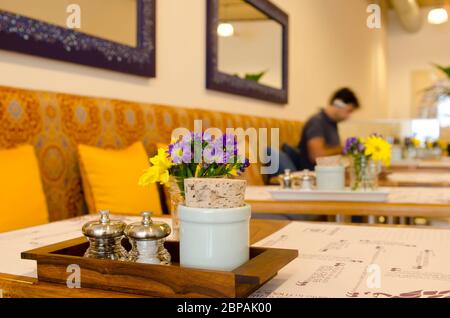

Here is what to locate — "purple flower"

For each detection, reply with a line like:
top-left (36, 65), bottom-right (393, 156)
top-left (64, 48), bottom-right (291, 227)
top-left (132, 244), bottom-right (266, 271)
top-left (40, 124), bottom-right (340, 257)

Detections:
top-left (344, 137), bottom-right (364, 155)
top-left (240, 158), bottom-right (250, 173)
top-left (167, 143), bottom-right (174, 156)
top-left (169, 140), bottom-right (192, 164)
top-left (168, 131), bottom-right (245, 168)
top-left (223, 152), bottom-right (231, 164)
top-left (343, 137), bottom-right (357, 155)
top-left (223, 134), bottom-right (237, 146)
top-left (357, 142), bottom-right (365, 153)
top-left (191, 132), bottom-right (203, 143)
top-left (203, 142), bottom-right (226, 164)
top-left (223, 134), bottom-right (238, 156)
top-left (202, 132), bottom-right (213, 143)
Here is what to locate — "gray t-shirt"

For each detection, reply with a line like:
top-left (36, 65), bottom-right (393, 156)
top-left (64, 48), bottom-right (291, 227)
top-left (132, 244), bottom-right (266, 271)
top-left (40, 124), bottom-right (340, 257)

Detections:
top-left (298, 110), bottom-right (340, 170)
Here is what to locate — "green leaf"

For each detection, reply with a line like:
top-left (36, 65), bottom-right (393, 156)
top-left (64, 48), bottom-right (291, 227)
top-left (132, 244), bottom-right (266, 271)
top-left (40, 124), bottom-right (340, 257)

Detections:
top-left (186, 166), bottom-right (194, 178)
top-left (244, 70), bottom-right (267, 82)
top-left (434, 63), bottom-right (450, 78)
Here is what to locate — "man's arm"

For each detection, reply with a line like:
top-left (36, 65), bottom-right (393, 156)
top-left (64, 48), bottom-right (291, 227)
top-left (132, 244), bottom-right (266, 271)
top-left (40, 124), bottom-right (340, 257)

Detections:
top-left (307, 137), bottom-right (342, 164)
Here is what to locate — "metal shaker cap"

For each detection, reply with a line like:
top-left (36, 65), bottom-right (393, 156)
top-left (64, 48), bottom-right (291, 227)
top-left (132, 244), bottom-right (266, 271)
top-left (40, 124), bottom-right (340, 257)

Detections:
top-left (82, 210), bottom-right (126, 238)
top-left (278, 169), bottom-right (293, 188)
top-left (299, 170), bottom-right (316, 182)
top-left (125, 212), bottom-right (171, 240)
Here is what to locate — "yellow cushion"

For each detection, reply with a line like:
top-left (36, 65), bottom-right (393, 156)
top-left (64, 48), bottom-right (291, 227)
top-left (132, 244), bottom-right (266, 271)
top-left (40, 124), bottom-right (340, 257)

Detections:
top-left (78, 142), bottom-right (163, 216)
top-left (0, 145), bottom-right (48, 232)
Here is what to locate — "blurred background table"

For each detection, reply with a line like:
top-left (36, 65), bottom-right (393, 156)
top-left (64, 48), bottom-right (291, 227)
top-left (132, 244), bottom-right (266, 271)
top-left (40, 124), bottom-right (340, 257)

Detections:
top-left (380, 171), bottom-right (450, 187)
top-left (246, 186), bottom-right (450, 225)
top-left (390, 158), bottom-right (450, 172)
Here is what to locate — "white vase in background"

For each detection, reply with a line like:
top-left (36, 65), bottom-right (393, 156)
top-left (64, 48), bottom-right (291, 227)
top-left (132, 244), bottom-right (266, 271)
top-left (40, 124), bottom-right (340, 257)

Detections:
top-left (179, 204), bottom-right (251, 271)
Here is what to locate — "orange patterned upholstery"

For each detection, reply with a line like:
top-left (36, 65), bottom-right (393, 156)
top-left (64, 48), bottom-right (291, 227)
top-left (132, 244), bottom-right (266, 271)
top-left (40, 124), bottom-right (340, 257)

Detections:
top-left (0, 85), bottom-right (303, 221)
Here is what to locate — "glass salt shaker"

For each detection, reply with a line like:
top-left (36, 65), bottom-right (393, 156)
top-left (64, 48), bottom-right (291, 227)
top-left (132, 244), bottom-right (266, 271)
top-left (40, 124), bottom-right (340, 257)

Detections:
top-left (82, 210), bottom-right (128, 260)
top-left (278, 169), bottom-right (294, 189)
top-left (298, 170), bottom-right (316, 191)
top-left (125, 212), bottom-right (172, 265)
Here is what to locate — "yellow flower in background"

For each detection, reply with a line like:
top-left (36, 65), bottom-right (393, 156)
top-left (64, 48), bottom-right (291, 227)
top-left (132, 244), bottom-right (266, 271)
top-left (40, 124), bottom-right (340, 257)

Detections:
top-left (138, 148), bottom-right (173, 186)
top-left (364, 136), bottom-right (392, 166)
top-left (411, 137), bottom-right (421, 148)
top-left (437, 139), bottom-right (448, 150)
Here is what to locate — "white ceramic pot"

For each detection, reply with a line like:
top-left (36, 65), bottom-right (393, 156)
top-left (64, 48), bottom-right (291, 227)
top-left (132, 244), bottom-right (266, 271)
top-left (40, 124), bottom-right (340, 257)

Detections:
top-left (315, 165), bottom-right (345, 191)
top-left (179, 204), bottom-right (251, 271)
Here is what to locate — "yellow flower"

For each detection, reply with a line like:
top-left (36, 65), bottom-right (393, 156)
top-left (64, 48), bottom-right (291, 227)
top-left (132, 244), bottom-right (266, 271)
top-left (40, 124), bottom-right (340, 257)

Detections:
top-left (437, 139), bottom-right (448, 150)
top-left (229, 167), bottom-right (239, 177)
top-left (411, 138), bottom-right (421, 148)
top-left (364, 136), bottom-right (392, 167)
top-left (150, 148), bottom-right (173, 171)
top-left (138, 148), bottom-right (173, 186)
top-left (194, 162), bottom-right (203, 177)
top-left (139, 166), bottom-right (165, 186)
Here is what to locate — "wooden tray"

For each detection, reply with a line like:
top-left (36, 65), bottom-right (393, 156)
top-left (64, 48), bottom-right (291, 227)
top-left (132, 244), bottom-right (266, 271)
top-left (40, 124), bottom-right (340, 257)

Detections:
top-left (21, 237), bottom-right (298, 298)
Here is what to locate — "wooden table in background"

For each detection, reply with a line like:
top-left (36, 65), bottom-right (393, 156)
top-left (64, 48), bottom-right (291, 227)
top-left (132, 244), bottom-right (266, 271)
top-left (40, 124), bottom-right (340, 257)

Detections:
top-left (379, 178), bottom-right (450, 188)
top-left (248, 200), bottom-right (450, 218)
top-left (0, 219), bottom-right (289, 298)
top-left (389, 159), bottom-right (450, 172)
top-left (379, 171), bottom-right (450, 187)
top-left (246, 186), bottom-right (450, 219)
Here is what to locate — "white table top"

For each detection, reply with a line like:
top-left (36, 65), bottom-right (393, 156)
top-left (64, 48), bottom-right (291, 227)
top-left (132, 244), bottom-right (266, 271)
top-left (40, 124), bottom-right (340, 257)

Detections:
top-left (2, 215), bottom-right (450, 298)
top-left (251, 221), bottom-right (450, 298)
top-left (392, 159), bottom-right (450, 169)
top-left (246, 186), bottom-right (450, 205)
top-left (387, 172), bottom-right (450, 184)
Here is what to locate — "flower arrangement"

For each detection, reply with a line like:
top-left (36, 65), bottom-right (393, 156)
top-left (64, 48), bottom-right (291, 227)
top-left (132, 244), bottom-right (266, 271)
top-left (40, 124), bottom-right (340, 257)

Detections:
top-left (344, 135), bottom-right (392, 166)
top-left (437, 139), bottom-right (448, 151)
top-left (138, 132), bottom-right (250, 196)
top-left (404, 137), bottom-right (421, 149)
top-left (344, 135), bottom-right (392, 190)
top-left (425, 138), bottom-right (448, 151)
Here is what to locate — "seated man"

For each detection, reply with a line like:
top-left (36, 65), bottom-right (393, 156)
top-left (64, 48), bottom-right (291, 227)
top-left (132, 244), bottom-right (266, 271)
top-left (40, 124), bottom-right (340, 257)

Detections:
top-left (298, 88), bottom-right (360, 171)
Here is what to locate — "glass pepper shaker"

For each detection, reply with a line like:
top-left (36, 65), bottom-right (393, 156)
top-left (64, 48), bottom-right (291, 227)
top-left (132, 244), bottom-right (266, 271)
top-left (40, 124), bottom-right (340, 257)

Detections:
top-left (82, 210), bottom-right (128, 260)
top-left (125, 212), bottom-right (172, 265)
top-left (278, 169), bottom-right (294, 189)
top-left (298, 170), bottom-right (316, 190)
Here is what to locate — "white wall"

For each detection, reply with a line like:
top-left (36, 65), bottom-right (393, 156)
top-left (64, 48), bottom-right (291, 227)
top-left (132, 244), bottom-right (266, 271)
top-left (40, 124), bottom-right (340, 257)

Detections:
top-left (387, 8), bottom-right (450, 119)
top-left (0, 0), bottom-right (387, 124)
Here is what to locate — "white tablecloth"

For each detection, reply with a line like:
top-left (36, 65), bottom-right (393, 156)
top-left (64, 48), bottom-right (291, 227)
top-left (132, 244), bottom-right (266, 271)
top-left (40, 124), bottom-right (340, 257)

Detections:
top-left (392, 159), bottom-right (450, 169)
top-left (246, 186), bottom-right (450, 205)
top-left (251, 222), bottom-right (450, 298)
top-left (387, 172), bottom-right (450, 184)
top-left (2, 216), bottom-right (450, 298)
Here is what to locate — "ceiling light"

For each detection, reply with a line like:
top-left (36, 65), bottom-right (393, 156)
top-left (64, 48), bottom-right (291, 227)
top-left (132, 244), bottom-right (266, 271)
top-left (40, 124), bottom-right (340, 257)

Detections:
top-left (217, 23), bottom-right (234, 37)
top-left (428, 8), bottom-right (448, 25)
